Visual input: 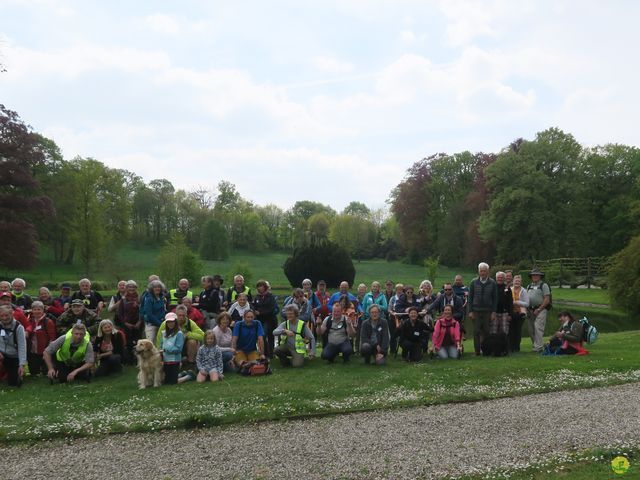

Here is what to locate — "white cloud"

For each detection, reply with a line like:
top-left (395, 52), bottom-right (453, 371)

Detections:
top-left (144, 13), bottom-right (181, 34)
top-left (312, 56), bottom-right (354, 74)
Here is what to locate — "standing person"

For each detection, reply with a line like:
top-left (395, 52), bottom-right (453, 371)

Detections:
top-left (362, 281), bottom-right (389, 321)
top-left (44, 323), bottom-right (94, 383)
top-left (418, 280), bottom-right (438, 314)
top-left (252, 280), bottom-right (278, 359)
top-left (11, 278), bottom-right (32, 310)
top-left (198, 275), bottom-right (224, 330)
top-left (38, 287), bottom-right (64, 318)
top-left (468, 263), bottom-right (498, 356)
top-left (107, 281), bottom-right (127, 326)
top-left (26, 301), bottom-right (57, 376)
top-left (383, 280), bottom-right (395, 305)
top-left (231, 310), bottom-right (266, 369)
top-left (0, 305), bottom-right (27, 386)
top-left (71, 278), bottom-right (104, 315)
top-left (427, 283), bottom-right (465, 323)
top-left (394, 285), bottom-right (420, 314)
top-left (93, 319), bottom-right (125, 377)
top-left (57, 283), bottom-right (73, 308)
top-left (116, 280), bottom-right (142, 363)
top-left (301, 279), bottom-right (321, 314)
top-left (526, 268), bottom-right (551, 353)
top-left (226, 275), bottom-right (252, 307)
top-left (317, 303), bottom-right (356, 363)
top-left (273, 304), bottom-right (316, 368)
top-left (159, 313), bottom-right (184, 385)
top-left (142, 280), bottom-right (167, 343)
top-left (327, 281), bottom-right (360, 311)
top-left (228, 293), bottom-right (252, 324)
top-left (168, 278), bottom-right (194, 309)
top-left (314, 280), bottom-right (331, 345)
top-left (356, 284), bottom-right (367, 306)
top-left (505, 270), bottom-right (513, 289)
top-left (359, 305), bottom-right (389, 366)
top-left (212, 312), bottom-right (235, 372)
top-left (387, 283), bottom-right (405, 356)
top-left (399, 307), bottom-right (430, 362)
top-left (196, 330), bottom-right (224, 383)
top-left (432, 305), bottom-right (462, 360)
top-left (492, 272), bottom-right (513, 336)
top-left (510, 275), bottom-right (530, 352)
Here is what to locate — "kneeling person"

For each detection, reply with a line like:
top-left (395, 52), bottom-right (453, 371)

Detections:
top-left (359, 304), bottom-right (389, 365)
top-left (44, 323), bottom-right (94, 383)
top-left (273, 303), bottom-right (316, 368)
top-left (318, 303), bottom-right (356, 363)
top-left (0, 305), bottom-right (27, 386)
top-left (432, 305), bottom-right (462, 359)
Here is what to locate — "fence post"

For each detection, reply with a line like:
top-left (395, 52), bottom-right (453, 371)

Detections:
top-left (559, 259), bottom-right (564, 287)
top-left (587, 257), bottom-right (592, 289)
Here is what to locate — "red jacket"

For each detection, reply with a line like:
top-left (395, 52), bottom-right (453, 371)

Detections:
top-left (170, 306), bottom-right (206, 329)
top-left (28, 313), bottom-right (57, 355)
top-left (43, 299), bottom-right (64, 317)
top-left (315, 291), bottom-right (331, 318)
top-left (432, 317), bottom-right (461, 350)
top-left (13, 308), bottom-right (32, 336)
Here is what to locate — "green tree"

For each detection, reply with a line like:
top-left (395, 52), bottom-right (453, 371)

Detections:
top-left (609, 235), bottom-right (640, 317)
top-left (157, 233), bottom-right (203, 287)
top-left (199, 218), bottom-right (229, 260)
top-left (307, 212), bottom-right (331, 244)
top-left (329, 214), bottom-right (377, 260)
top-left (343, 201), bottom-right (370, 219)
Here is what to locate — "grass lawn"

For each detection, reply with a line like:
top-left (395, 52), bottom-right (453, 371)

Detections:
top-left (552, 288), bottom-right (610, 305)
top-left (453, 447), bottom-right (639, 480)
top-left (1, 331), bottom-right (639, 444)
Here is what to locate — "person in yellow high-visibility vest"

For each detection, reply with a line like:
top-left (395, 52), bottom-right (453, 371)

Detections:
top-left (273, 303), bottom-right (316, 368)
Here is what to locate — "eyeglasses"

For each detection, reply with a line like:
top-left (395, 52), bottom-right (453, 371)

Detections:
top-left (444, 288), bottom-right (453, 292)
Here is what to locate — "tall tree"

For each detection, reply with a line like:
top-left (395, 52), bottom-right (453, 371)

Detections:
top-left (0, 105), bottom-right (54, 269)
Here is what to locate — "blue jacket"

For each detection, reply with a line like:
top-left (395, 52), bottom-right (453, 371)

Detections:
top-left (361, 292), bottom-right (388, 319)
top-left (161, 330), bottom-right (184, 363)
top-left (327, 292), bottom-right (363, 312)
top-left (142, 294), bottom-right (167, 327)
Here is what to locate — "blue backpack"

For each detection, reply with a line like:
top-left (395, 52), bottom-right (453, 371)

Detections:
top-left (579, 316), bottom-right (598, 344)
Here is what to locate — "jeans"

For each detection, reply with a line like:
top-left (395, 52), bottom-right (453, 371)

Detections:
top-left (321, 340), bottom-right (353, 362)
top-left (436, 345), bottom-right (459, 359)
top-left (221, 350), bottom-right (235, 372)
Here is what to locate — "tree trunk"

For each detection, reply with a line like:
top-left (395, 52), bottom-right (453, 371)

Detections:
top-left (64, 242), bottom-right (75, 265)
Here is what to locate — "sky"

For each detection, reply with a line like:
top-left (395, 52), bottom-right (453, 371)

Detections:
top-left (1, 0), bottom-right (639, 211)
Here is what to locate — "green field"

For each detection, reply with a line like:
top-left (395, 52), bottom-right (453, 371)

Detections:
top-left (1, 331), bottom-right (639, 444)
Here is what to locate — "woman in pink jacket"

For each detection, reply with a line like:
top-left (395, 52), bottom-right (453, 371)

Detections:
top-left (432, 305), bottom-right (462, 359)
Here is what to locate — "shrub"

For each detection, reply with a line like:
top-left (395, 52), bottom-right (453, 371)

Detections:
top-left (157, 234), bottom-right (203, 287)
top-left (227, 261), bottom-right (253, 287)
top-left (608, 235), bottom-right (640, 315)
top-left (283, 241), bottom-right (355, 289)
top-left (424, 256), bottom-right (440, 283)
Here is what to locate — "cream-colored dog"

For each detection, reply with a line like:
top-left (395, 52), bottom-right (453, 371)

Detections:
top-left (135, 339), bottom-right (164, 389)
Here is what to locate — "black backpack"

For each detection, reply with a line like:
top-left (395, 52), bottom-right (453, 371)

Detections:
top-left (0, 322), bottom-right (20, 348)
top-left (482, 333), bottom-right (509, 357)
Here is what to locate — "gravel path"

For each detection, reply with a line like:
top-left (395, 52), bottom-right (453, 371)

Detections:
top-left (3, 382), bottom-right (639, 480)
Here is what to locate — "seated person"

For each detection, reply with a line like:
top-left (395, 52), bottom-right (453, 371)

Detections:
top-left (44, 323), bottom-right (94, 383)
top-left (11, 278), bottom-right (33, 310)
top-left (156, 304), bottom-right (204, 369)
top-left (317, 303), bottom-right (356, 363)
top-left (359, 304), bottom-right (389, 365)
top-left (231, 309), bottom-right (266, 368)
top-left (431, 305), bottom-right (462, 359)
top-left (56, 299), bottom-right (100, 336)
top-left (196, 330), bottom-right (224, 383)
top-left (228, 293), bottom-right (252, 325)
top-left (0, 305), bottom-right (27, 386)
top-left (400, 307), bottom-right (431, 362)
top-left (212, 312), bottom-right (235, 371)
top-left (548, 311), bottom-right (588, 355)
top-left (93, 319), bottom-right (125, 377)
top-left (273, 303), bottom-right (316, 368)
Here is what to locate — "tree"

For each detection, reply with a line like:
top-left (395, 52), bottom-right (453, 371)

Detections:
top-left (329, 214), bottom-right (377, 260)
top-left (307, 212), bottom-right (331, 244)
top-left (609, 235), bottom-right (640, 317)
top-left (283, 242), bottom-right (355, 288)
top-left (343, 201), bottom-right (370, 219)
top-left (0, 105), bottom-right (54, 269)
top-left (157, 233), bottom-right (203, 287)
top-left (199, 218), bottom-right (229, 260)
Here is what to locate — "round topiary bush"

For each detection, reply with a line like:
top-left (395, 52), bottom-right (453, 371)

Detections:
top-left (283, 241), bottom-right (355, 289)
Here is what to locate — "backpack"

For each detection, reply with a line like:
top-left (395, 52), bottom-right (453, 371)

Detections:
top-left (527, 282), bottom-right (552, 310)
top-left (579, 317), bottom-right (598, 344)
top-left (240, 358), bottom-right (271, 376)
top-left (481, 333), bottom-right (508, 357)
top-left (0, 322), bottom-right (19, 348)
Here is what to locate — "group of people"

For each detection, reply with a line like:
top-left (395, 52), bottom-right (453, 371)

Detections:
top-left (0, 262), bottom-right (588, 387)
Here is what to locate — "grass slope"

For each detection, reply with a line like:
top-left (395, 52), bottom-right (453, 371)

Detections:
top-left (1, 331), bottom-right (639, 444)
